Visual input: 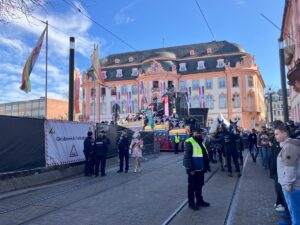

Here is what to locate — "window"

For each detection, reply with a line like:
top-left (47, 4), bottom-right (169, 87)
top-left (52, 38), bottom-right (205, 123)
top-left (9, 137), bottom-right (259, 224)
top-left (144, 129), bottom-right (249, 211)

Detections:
top-left (233, 93), bottom-right (240, 108)
top-left (219, 95), bottom-right (227, 108)
top-left (131, 68), bottom-right (139, 76)
top-left (205, 79), bottom-right (213, 89)
top-left (102, 71), bottom-right (107, 79)
top-left (101, 88), bottom-right (106, 97)
top-left (179, 81), bottom-right (187, 92)
top-left (192, 80), bottom-right (199, 90)
top-left (133, 100), bottom-right (138, 113)
top-left (217, 59), bottom-right (225, 68)
top-left (153, 81), bottom-right (159, 88)
top-left (128, 56), bottom-right (134, 62)
top-left (193, 96), bottom-right (200, 108)
top-left (115, 58), bottom-right (120, 64)
top-left (116, 69), bottom-right (123, 77)
top-left (90, 102), bottom-right (95, 115)
top-left (206, 95), bottom-right (213, 109)
top-left (121, 100), bottom-right (127, 113)
top-left (248, 94), bottom-right (254, 110)
top-left (111, 87), bottom-right (116, 96)
top-left (91, 88), bottom-right (96, 99)
top-left (190, 49), bottom-right (195, 56)
top-left (207, 48), bottom-right (212, 54)
top-left (232, 77), bottom-right (239, 87)
top-left (248, 76), bottom-right (253, 87)
top-left (179, 63), bottom-right (187, 72)
top-left (197, 61), bottom-right (205, 70)
top-left (121, 86), bottom-right (127, 95)
top-left (219, 78), bottom-right (226, 88)
top-left (132, 85), bottom-right (138, 95)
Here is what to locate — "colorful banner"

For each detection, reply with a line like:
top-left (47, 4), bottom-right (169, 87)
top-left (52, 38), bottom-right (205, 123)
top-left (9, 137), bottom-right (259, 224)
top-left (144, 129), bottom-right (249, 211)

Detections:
top-left (140, 81), bottom-right (148, 104)
top-left (20, 26), bottom-right (46, 93)
top-left (91, 46), bottom-right (105, 83)
top-left (74, 68), bottom-right (80, 114)
top-left (199, 85), bottom-right (205, 108)
top-left (45, 120), bottom-right (93, 166)
top-left (188, 86), bottom-right (192, 108)
top-left (164, 95), bottom-right (169, 116)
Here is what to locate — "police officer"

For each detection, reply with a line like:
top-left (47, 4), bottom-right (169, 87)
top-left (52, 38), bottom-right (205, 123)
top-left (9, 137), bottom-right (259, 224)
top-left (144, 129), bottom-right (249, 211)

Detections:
top-left (174, 133), bottom-right (180, 154)
top-left (117, 130), bottom-right (130, 173)
top-left (83, 131), bottom-right (95, 176)
top-left (94, 130), bottom-right (110, 177)
top-left (183, 128), bottom-right (210, 210)
top-left (221, 125), bottom-right (241, 177)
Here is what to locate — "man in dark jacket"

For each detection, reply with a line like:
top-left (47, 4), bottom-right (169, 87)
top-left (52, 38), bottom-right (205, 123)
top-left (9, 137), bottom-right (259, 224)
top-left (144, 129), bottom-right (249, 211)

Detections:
top-left (83, 131), bottom-right (95, 176)
top-left (248, 129), bottom-right (258, 163)
top-left (183, 128), bottom-right (210, 210)
top-left (94, 130), bottom-right (110, 177)
top-left (117, 130), bottom-right (130, 173)
top-left (221, 125), bottom-right (241, 177)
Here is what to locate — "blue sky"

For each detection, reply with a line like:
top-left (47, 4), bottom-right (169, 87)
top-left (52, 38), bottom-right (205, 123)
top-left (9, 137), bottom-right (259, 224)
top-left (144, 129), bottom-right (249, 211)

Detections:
top-left (0, 0), bottom-right (285, 103)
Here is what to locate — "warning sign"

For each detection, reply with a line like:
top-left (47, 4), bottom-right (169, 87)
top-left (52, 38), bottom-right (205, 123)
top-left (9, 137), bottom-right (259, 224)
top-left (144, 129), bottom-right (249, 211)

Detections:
top-left (69, 145), bottom-right (78, 157)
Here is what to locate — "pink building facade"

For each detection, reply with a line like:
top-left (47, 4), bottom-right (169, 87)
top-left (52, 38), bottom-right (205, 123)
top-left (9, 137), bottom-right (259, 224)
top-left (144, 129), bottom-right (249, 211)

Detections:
top-left (282, 0), bottom-right (300, 122)
top-left (81, 41), bottom-right (266, 129)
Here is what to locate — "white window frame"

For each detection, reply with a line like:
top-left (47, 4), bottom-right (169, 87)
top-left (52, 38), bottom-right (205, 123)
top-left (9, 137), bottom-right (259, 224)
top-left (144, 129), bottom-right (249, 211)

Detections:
top-left (197, 61), bottom-right (205, 70)
top-left (205, 79), bottom-right (213, 89)
top-left (179, 63), bottom-right (187, 72)
top-left (217, 59), bottom-right (225, 68)
top-left (131, 68), bottom-right (139, 76)
top-left (102, 71), bottom-right (107, 79)
top-left (116, 69), bottom-right (123, 77)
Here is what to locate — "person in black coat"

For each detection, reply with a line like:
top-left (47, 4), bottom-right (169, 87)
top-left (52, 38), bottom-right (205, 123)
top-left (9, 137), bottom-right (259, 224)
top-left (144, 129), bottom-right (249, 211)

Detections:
top-left (83, 131), bottom-right (95, 176)
top-left (183, 128), bottom-right (211, 210)
top-left (248, 129), bottom-right (258, 163)
top-left (117, 130), bottom-right (130, 173)
top-left (94, 130), bottom-right (110, 177)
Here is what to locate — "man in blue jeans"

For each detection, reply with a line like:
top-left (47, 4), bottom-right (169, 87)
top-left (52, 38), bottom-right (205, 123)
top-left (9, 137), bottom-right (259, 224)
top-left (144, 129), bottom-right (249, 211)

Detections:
top-left (259, 126), bottom-right (271, 169)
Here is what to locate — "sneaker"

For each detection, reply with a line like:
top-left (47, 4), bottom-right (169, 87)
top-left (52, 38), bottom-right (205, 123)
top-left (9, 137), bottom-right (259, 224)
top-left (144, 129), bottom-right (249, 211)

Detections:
top-left (197, 201), bottom-right (210, 207)
top-left (275, 204), bottom-right (285, 212)
top-left (134, 168), bottom-right (137, 173)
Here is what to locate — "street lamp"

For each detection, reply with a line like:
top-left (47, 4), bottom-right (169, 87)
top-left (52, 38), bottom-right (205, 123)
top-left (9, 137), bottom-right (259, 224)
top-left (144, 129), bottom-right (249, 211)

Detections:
top-left (268, 88), bottom-right (274, 125)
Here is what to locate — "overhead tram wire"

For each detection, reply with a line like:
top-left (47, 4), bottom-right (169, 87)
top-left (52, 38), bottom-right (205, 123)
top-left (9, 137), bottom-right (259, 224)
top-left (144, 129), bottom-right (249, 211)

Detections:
top-left (62, 0), bottom-right (137, 52)
top-left (194, 0), bottom-right (234, 119)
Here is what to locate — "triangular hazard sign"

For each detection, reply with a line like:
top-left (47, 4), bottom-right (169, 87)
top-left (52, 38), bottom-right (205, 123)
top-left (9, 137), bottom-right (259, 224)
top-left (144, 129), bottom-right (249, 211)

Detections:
top-left (69, 145), bottom-right (78, 157)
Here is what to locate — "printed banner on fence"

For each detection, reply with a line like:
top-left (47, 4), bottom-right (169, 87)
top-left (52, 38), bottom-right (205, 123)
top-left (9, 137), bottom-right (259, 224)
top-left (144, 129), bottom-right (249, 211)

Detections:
top-left (45, 120), bottom-right (93, 167)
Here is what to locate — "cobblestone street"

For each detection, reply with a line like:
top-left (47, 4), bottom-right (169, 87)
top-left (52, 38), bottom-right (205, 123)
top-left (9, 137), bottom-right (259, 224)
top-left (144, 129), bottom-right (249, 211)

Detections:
top-left (0, 153), bottom-right (284, 225)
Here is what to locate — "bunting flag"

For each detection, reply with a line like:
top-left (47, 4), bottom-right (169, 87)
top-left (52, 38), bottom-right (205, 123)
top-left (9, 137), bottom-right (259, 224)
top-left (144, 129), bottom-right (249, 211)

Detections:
top-left (127, 90), bottom-right (131, 113)
top-left (164, 95), bottom-right (169, 116)
top-left (163, 82), bottom-right (166, 94)
top-left (199, 85), bottom-right (205, 108)
top-left (140, 81), bottom-right (147, 104)
top-left (20, 27), bottom-right (46, 93)
top-left (91, 46), bottom-right (105, 83)
top-left (74, 68), bottom-right (81, 114)
top-left (188, 86), bottom-right (192, 108)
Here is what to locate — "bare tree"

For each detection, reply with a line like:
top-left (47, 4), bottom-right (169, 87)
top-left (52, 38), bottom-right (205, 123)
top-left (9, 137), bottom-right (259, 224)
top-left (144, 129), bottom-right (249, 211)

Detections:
top-left (0, 0), bottom-right (45, 23)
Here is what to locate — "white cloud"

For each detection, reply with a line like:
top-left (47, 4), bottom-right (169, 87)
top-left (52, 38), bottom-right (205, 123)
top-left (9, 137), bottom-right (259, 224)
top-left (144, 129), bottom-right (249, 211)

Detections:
top-left (0, 38), bottom-right (30, 55)
top-left (114, 2), bottom-right (136, 25)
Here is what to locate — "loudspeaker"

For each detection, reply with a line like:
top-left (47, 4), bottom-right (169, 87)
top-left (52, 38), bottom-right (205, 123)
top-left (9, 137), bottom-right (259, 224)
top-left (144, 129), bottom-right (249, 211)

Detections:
top-left (189, 108), bottom-right (209, 127)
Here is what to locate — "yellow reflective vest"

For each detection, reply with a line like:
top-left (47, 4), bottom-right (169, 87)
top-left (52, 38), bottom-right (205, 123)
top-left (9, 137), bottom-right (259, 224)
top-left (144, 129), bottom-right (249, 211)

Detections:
top-left (175, 135), bottom-right (180, 144)
top-left (185, 137), bottom-right (208, 157)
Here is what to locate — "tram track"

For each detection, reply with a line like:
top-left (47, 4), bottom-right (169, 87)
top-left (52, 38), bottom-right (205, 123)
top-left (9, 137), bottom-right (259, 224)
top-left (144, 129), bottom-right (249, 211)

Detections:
top-left (0, 154), bottom-right (181, 225)
top-left (163, 152), bottom-right (249, 225)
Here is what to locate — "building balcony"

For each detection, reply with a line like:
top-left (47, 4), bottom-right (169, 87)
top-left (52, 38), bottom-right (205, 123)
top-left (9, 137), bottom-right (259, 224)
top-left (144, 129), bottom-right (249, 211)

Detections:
top-left (152, 87), bottom-right (160, 93)
top-left (287, 59), bottom-right (300, 92)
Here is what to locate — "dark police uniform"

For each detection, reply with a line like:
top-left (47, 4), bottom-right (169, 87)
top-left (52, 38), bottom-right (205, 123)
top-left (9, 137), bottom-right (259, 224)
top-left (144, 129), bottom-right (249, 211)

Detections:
top-left (83, 134), bottom-right (95, 176)
top-left (94, 134), bottom-right (110, 176)
top-left (117, 133), bottom-right (130, 172)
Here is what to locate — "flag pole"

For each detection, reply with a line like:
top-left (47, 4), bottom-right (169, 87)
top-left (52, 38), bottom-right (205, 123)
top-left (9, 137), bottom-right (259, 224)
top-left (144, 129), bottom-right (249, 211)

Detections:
top-left (45, 21), bottom-right (48, 119)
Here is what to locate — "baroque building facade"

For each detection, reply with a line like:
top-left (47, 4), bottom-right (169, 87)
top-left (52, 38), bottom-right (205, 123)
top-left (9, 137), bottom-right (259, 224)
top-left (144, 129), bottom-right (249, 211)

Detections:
top-left (81, 41), bottom-right (266, 129)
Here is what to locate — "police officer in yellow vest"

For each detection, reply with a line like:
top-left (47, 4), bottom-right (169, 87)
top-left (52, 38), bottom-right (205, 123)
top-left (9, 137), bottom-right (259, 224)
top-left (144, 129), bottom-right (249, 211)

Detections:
top-left (174, 133), bottom-right (180, 154)
top-left (183, 128), bottom-right (211, 210)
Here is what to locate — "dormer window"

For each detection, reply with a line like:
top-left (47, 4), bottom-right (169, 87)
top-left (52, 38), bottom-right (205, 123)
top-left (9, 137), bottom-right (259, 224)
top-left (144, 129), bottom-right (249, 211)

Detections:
top-left (197, 61), bottom-right (205, 70)
top-left (116, 69), bottom-right (123, 77)
top-left (217, 59), bottom-right (225, 68)
top-left (179, 63), bottom-right (187, 72)
top-left (189, 49), bottom-right (195, 56)
top-left (131, 68), bottom-right (139, 76)
top-left (115, 58), bottom-right (120, 64)
top-left (128, 56), bottom-right (134, 62)
top-left (102, 71), bottom-right (107, 79)
top-left (207, 48), bottom-right (212, 54)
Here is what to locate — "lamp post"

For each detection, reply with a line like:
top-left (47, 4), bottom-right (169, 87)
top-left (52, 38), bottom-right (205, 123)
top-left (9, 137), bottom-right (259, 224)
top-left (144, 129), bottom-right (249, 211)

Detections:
top-left (268, 88), bottom-right (274, 125)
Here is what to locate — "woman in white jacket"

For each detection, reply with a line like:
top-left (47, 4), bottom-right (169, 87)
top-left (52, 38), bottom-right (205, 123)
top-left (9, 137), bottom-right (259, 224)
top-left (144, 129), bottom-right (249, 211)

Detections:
top-left (275, 124), bottom-right (300, 225)
top-left (130, 132), bottom-right (144, 173)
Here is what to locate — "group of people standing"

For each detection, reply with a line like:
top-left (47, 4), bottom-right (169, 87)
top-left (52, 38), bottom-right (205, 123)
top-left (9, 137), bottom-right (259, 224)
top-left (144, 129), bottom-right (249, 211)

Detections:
top-left (83, 130), bottom-right (144, 177)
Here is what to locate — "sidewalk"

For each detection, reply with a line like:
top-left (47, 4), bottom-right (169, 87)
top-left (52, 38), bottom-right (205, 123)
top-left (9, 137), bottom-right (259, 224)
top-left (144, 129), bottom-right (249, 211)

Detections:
top-left (229, 154), bottom-right (282, 225)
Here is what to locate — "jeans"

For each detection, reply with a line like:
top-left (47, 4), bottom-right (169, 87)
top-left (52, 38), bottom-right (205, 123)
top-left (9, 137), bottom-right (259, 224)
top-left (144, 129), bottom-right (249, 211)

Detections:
top-left (283, 188), bottom-right (300, 225)
top-left (261, 147), bottom-right (269, 169)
